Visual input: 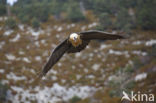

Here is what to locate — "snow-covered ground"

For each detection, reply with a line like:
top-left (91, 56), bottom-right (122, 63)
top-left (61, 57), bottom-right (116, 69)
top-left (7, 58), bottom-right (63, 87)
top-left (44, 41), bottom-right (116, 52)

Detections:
top-left (10, 83), bottom-right (96, 103)
top-left (1, 22), bottom-right (155, 103)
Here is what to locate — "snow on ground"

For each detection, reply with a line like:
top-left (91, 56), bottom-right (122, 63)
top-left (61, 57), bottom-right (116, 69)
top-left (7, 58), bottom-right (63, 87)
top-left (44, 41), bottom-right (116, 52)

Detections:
top-left (34, 41), bottom-right (40, 47)
top-left (35, 56), bottom-right (42, 61)
top-left (100, 44), bottom-right (111, 50)
top-left (6, 54), bottom-right (16, 61)
top-left (18, 24), bottom-right (25, 31)
top-left (108, 49), bottom-right (129, 57)
top-left (75, 52), bottom-right (82, 58)
top-left (71, 23), bottom-right (75, 27)
top-left (0, 69), bottom-right (4, 73)
top-left (108, 49), bottom-right (147, 57)
top-left (81, 25), bottom-right (87, 31)
top-left (48, 69), bottom-right (57, 75)
top-left (145, 39), bottom-right (156, 46)
top-left (132, 39), bottom-right (156, 46)
top-left (0, 16), bottom-right (8, 21)
top-left (92, 64), bottom-right (100, 71)
top-left (87, 75), bottom-right (95, 79)
top-left (9, 33), bottom-right (21, 42)
top-left (67, 23), bottom-right (75, 29)
top-left (132, 50), bottom-right (147, 56)
top-left (57, 26), bottom-right (63, 32)
top-left (10, 83), bottom-right (96, 103)
top-left (88, 22), bottom-right (97, 28)
top-left (18, 50), bottom-right (25, 55)
top-left (51, 76), bottom-right (57, 81)
top-left (1, 80), bottom-right (9, 85)
top-left (22, 57), bottom-right (31, 63)
top-left (27, 27), bottom-right (44, 36)
top-left (76, 74), bottom-right (82, 80)
top-left (132, 41), bottom-right (144, 45)
top-left (3, 30), bottom-right (14, 36)
top-left (135, 72), bottom-right (147, 82)
top-left (7, 72), bottom-right (27, 81)
top-left (57, 62), bottom-right (62, 67)
top-left (0, 41), bottom-right (5, 49)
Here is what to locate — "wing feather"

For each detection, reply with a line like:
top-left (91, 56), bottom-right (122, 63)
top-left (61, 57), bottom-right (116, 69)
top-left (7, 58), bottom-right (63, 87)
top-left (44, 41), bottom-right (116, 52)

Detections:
top-left (39, 39), bottom-right (69, 77)
top-left (79, 30), bottom-right (125, 40)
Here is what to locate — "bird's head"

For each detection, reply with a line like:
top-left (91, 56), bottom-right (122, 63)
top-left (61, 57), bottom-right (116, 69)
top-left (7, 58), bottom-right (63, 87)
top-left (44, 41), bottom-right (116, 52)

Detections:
top-left (69, 33), bottom-right (79, 42)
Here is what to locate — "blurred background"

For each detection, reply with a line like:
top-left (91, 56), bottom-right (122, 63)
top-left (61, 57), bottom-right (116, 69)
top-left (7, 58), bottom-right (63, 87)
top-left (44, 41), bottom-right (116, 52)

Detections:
top-left (0, 0), bottom-right (156, 103)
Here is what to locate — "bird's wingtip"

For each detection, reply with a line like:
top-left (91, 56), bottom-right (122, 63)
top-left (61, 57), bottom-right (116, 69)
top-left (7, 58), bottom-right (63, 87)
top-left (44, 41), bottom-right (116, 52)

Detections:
top-left (119, 34), bottom-right (129, 39)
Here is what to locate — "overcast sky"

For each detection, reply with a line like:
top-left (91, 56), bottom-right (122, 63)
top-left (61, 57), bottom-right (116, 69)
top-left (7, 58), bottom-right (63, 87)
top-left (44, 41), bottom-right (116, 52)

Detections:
top-left (7, 0), bottom-right (17, 5)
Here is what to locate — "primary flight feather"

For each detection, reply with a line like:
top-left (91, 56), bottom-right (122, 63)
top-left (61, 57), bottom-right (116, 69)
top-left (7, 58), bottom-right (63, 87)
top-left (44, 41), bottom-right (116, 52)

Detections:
top-left (39, 30), bottom-right (125, 77)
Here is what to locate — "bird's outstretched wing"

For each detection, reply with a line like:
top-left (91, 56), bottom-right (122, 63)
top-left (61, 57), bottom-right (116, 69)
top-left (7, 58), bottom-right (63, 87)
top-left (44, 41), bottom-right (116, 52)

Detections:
top-left (39, 39), bottom-right (69, 78)
top-left (79, 30), bottom-right (125, 40)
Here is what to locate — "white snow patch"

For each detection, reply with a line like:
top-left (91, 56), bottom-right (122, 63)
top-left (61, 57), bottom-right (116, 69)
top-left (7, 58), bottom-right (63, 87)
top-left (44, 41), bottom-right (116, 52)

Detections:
top-left (19, 51), bottom-right (25, 55)
top-left (4, 30), bottom-right (14, 36)
top-left (1, 80), bottom-right (9, 84)
top-left (57, 62), bottom-right (62, 67)
top-left (23, 57), bottom-right (31, 63)
top-left (35, 56), bottom-right (41, 61)
top-left (61, 79), bottom-right (66, 84)
top-left (87, 75), bottom-right (95, 79)
top-left (57, 26), bottom-right (62, 32)
top-left (109, 49), bottom-right (129, 57)
top-left (109, 49), bottom-right (122, 55)
top-left (89, 53), bottom-right (94, 57)
top-left (132, 50), bottom-right (147, 56)
top-left (88, 22), bottom-right (97, 28)
top-left (0, 17), bottom-right (8, 21)
top-left (7, 72), bottom-right (27, 81)
top-left (0, 41), bottom-right (5, 49)
top-left (75, 52), bottom-right (82, 58)
top-left (0, 69), bottom-right (4, 73)
top-left (49, 69), bottom-right (57, 75)
top-left (10, 84), bottom-right (96, 103)
top-left (84, 68), bottom-right (88, 73)
top-left (132, 41), bottom-right (143, 45)
top-left (81, 26), bottom-right (86, 31)
top-left (108, 75), bottom-right (116, 81)
top-left (92, 64), bottom-right (100, 71)
top-left (100, 44), bottom-right (110, 50)
top-left (9, 34), bottom-right (20, 42)
top-left (145, 39), bottom-right (156, 46)
top-left (28, 28), bottom-right (44, 36)
top-left (135, 73), bottom-right (147, 81)
top-left (18, 24), bottom-right (24, 31)
top-left (40, 40), bottom-right (46, 44)
top-left (34, 41), bottom-right (40, 47)
top-left (6, 54), bottom-right (16, 61)
top-left (76, 74), bottom-right (82, 80)
top-left (56, 34), bottom-right (60, 38)
top-left (51, 76), bottom-right (57, 81)
top-left (71, 23), bottom-right (75, 27)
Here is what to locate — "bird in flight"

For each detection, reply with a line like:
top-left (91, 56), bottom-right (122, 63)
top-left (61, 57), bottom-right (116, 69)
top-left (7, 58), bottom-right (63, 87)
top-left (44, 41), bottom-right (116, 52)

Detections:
top-left (39, 30), bottom-right (125, 78)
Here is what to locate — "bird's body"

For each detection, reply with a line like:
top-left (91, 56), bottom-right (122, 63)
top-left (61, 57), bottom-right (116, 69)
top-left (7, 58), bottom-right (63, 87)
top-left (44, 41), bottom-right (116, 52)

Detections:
top-left (39, 30), bottom-right (125, 77)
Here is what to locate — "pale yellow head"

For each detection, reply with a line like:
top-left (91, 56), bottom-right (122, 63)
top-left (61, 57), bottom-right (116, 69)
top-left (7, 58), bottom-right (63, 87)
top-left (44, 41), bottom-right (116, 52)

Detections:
top-left (69, 33), bottom-right (82, 47)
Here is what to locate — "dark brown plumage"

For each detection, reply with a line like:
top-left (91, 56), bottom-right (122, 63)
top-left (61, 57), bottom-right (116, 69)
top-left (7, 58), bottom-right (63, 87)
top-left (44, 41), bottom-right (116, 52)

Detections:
top-left (39, 30), bottom-right (125, 77)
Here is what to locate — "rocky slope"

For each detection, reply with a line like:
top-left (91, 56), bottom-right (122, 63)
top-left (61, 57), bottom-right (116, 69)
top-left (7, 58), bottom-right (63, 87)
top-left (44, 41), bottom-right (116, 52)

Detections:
top-left (0, 16), bottom-right (156, 103)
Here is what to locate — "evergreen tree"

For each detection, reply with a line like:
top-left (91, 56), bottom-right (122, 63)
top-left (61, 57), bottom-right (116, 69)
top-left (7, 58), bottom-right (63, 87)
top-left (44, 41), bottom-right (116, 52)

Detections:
top-left (0, 0), bottom-right (7, 16)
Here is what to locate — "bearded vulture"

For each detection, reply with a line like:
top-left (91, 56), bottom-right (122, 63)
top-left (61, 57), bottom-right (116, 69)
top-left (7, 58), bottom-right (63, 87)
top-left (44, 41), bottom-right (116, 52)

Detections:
top-left (39, 30), bottom-right (125, 77)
